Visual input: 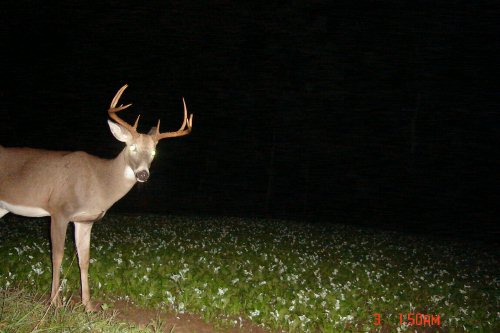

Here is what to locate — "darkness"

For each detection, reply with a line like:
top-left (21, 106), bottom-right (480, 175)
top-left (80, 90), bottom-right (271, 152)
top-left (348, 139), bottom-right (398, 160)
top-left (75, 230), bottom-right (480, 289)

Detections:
top-left (1, 2), bottom-right (498, 241)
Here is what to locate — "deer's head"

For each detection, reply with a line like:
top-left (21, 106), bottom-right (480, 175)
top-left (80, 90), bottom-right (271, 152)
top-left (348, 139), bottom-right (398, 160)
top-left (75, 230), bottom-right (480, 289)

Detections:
top-left (107, 85), bottom-right (193, 182)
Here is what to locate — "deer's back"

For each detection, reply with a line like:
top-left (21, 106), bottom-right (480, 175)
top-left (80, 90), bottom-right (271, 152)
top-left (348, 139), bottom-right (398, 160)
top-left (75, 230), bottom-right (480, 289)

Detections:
top-left (0, 146), bottom-right (104, 208)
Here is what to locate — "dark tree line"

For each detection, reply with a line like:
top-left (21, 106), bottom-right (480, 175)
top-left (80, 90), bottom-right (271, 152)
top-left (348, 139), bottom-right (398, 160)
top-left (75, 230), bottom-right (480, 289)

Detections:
top-left (1, 2), bottom-right (497, 238)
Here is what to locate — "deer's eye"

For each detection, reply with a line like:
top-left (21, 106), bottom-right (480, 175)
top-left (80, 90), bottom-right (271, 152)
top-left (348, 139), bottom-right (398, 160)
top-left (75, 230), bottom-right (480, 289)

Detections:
top-left (129, 144), bottom-right (137, 153)
top-left (151, 150), bottom-right (156, 157)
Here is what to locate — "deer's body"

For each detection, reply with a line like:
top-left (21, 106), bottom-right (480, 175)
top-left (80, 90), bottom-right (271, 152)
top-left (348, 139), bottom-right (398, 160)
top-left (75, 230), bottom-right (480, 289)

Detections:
top-left (0, 147), bottom-right (134, 221)
top-left (0, 85), bottom-right (192, 311)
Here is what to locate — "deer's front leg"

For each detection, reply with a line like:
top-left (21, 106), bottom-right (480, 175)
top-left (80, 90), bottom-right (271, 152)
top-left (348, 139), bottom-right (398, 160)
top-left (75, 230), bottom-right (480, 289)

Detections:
top-left (74, 221), bottom-right (97, 311)
top-left (50, 215), bottom-right (69, 307)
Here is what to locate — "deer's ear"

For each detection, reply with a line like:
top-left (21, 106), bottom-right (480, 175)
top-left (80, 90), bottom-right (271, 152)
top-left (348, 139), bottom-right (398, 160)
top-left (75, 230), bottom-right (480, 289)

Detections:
top-left (108, 120), bottom-right (133, 143)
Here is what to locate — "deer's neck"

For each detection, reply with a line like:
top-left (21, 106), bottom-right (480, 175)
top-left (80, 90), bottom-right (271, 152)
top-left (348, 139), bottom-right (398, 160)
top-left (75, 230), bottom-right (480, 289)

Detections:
top-left (102, 148), bottom-right (137, 206)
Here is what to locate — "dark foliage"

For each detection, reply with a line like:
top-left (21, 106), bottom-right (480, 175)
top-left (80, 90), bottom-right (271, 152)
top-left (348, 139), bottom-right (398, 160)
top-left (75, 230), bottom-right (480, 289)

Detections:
top-left (1, 2), bottom-right (498, 240)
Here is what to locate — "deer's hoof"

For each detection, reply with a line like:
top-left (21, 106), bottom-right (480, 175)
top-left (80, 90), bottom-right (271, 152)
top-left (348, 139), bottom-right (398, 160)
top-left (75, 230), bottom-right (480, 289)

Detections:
top-left (84, 301), bottom-right (101, 312)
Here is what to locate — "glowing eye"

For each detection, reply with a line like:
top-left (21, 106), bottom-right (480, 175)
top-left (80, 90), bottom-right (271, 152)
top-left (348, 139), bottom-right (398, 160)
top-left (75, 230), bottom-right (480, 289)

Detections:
top-left (129, 144), bottom-right (137, 152)
top-left (151, 150), bottom-right (156, 157)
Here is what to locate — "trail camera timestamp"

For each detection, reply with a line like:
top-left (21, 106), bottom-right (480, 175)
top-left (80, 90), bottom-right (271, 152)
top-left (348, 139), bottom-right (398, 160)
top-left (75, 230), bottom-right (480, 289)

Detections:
top-left (373, 312), bottom-right (441, 327)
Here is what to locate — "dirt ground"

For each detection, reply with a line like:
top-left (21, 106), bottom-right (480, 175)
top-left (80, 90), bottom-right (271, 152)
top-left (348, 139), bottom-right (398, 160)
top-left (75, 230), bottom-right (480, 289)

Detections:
top-left (56, 294), bottom-right (270, 333)
top-left (109, 300), bottom-right (270, 333)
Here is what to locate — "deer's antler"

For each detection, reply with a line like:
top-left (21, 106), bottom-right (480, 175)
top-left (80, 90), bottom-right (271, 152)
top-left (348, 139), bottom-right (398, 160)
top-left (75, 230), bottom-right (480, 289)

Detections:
top-left (108, 84), bottom-right (140, 137)
top-left (154, 97), bottom-right (193, 141)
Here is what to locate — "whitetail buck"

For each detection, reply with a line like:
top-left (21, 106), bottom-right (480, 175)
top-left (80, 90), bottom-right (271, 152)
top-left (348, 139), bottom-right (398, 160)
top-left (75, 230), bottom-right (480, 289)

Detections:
top-left (0, 85), bottom-right (193, 311)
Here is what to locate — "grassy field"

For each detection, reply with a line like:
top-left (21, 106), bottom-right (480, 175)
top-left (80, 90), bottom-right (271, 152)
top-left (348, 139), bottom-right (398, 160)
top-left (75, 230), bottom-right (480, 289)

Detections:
top-left (0, 215), bottom-right (498, 332)
top-left (0, 288), bottom-right (161, 333)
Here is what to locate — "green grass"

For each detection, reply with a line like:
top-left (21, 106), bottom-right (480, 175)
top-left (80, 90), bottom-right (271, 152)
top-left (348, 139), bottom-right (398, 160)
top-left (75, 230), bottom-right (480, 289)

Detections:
top-left (0, 288), bottom-right (161, 333)
top-left (0, 215), bottom-right (498, 332)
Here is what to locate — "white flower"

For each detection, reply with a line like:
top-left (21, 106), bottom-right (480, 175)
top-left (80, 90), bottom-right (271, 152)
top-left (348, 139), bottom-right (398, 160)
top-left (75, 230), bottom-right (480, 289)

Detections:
top-left (299, 315), bottom-right (311, 326)
top-left (270, 310), bottom-right (279, 321)
top-left (166, 291), bottom-right (175, 304)
top-left (32, 265), bottom-right (43, 276)
top-left (249, 309), bottom-right (260, 318)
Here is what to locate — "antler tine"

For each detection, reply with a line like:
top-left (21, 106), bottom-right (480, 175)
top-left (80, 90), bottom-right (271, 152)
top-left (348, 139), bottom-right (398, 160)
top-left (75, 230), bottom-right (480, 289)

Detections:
top-left (133, 115), bottom-right (141, 130)
top-left (108, 84), bottom-right (139, 136)
top-left (154, 97), bottom-right (193, 141)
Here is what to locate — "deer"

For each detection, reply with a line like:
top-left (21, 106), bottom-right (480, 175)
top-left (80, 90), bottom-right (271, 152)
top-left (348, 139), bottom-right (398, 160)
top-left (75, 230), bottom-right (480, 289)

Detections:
top-left (0, 84), bottom-right (193, 311)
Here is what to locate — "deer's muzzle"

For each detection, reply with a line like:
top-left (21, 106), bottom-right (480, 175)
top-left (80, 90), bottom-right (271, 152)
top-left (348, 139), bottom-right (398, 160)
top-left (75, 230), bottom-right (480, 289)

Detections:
top-left (135, 170), bottom-right (149, 182)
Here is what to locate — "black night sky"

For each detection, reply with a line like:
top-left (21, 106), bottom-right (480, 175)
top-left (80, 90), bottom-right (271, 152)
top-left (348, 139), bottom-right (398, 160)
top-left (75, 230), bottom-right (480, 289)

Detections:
top-left (1, 2), bottom-right (498, 241)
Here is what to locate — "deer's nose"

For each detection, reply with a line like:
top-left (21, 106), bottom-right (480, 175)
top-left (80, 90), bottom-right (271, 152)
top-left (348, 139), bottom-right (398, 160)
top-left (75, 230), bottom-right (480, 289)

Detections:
top-left (135, 170), bottom-right (149, 182)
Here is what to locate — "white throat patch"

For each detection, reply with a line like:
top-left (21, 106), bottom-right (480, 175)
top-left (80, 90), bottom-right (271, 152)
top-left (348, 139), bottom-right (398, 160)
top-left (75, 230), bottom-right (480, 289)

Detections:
top-left (124, 166), bottom-right (136, 180)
